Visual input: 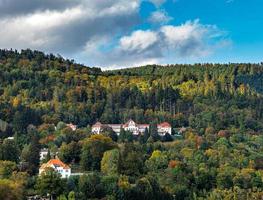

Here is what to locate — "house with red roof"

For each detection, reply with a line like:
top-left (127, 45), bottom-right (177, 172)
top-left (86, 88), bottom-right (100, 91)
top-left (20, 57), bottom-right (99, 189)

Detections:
top-left (157, 122), bottom-right (172, 136)
top-left (66, 123), bottom-right (77, 131)
top-left (39, 158), bottom-right (71, 178)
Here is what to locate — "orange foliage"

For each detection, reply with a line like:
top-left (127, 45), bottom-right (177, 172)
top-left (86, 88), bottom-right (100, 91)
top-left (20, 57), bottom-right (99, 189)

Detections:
top-left (39, 135), bottom-right (55, 144)
top-left (168, 160), bottom-right (181, 168)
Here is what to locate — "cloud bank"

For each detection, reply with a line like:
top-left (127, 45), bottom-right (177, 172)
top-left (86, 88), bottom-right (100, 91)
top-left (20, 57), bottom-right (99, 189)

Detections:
top-left (0, 0), bottom-right (230, 68)
top-left (84, 20), bottom-right (230, 67)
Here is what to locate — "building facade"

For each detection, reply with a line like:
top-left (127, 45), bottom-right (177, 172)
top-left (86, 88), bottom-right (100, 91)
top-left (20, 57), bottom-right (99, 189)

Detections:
top-left (66, 123), bottom-right (77, 131)
top-left (92, 119), bottom-right (172, 136)
top-left (39, 158), bottom-right (71, 178)
top-left (39, 148), bottom-right (49, 161)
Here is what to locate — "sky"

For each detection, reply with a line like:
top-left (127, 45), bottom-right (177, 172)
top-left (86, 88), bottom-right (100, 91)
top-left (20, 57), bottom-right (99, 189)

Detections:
top-left (0, 0), bottom-right (262, 68)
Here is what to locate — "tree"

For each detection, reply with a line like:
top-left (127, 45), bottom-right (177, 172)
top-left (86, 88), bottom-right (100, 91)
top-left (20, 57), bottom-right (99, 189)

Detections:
top-left (134, 177), bottom-right (154, 200)
top-left (0, 179), bottom-right (24, 200)
top-left (56, 121), bottom-right (67, 131)
top-left (116, 175), bottom-right (133, 200)
top-left (58, 141), bottom-right (81, 164)
top-left (119, 143), bottom-right (144, 176)
top-left (20, 144), bottom-right (38, 175)
top-left (68, 191), bottom-right (75, 200)
top-left (80, 135), bottom-right (117, 171)
top-left (149, 122), bottom-right (160, 142)
top-left (141, 128), bottom-right (150, 143)
top-left (79, 173), bottom-right (104, 199)
top-left (145, 150), bottom-right (168, 172)
top-left (0, 161), bottom-right (17, 179)
top-left (57, 194), bottom-right (67, 200)
top-left (101, 175), bottom-right (119, 197)
top-left (0, 139), bottom-right (20, 163)
top-left (101, 149), bottom-right (120, 175)
top-left (36, 168), bottom-right (66, 200)
top-left (20, 126), bottom-right (41, 175)
top-left (101, 127), bottom-right (118, 142)
top-left (0, 119), bottom-right (12, 139)
top-left (118, 128), bottom-right (133, 143)
top-left (216, 166), bottom-right (236, 189)
top-left (161, 133), bottom-right (173, 142)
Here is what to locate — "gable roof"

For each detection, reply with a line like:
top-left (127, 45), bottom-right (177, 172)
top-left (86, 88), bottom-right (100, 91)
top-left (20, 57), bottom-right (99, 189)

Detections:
top-left (158, 122), bottom-right (171, 128)
top-left (66, 123), bottom-right (77, 130)
top-left (123, 119), bottom-right (136, 127)
top-left (92, 122), bottom-right (102, 127)
top-left (40, 158), bottom-right (70, 170)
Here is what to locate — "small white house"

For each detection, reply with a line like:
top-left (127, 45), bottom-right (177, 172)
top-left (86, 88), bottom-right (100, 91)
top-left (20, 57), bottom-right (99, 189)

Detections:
top-left (157, 122), bottom-right (172, 136)
top-left (39, 158), bottom-right (71, 178)
top-left (66, 123), bottom-right (77, 131)
top-left (39, 148), bottom-right (49, 161)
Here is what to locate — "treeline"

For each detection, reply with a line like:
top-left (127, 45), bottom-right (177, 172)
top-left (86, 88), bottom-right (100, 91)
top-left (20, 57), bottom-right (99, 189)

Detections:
top-left (1, 49), bottom-right (263, 136)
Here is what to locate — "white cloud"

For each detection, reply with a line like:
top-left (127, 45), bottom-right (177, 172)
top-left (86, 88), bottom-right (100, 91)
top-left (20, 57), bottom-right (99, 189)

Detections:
top-left (0, 1), bottom-right (230, 68)
top-left (119, 30), bottom-right (158, 53)
top-left (87, 19), bottom-right (230, 67)
top-left (160, 19), bottom-right (213, 56)
top-left (148, 10), bottom-right (172, 24)
top-left (148, 0), bottom-right (166, 7)
top-left (0, 0), bottom-right (140, 53)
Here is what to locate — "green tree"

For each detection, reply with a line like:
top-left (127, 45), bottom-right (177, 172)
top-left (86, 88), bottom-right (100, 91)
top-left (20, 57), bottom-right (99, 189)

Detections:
top-left (101, 149), bottom-right (120, 175)
top-left (119, 143), bottom-right (144, 176)
top-left (58, 141), bottom-right (81, 164)
top-left (118, 128), bottom-right (133, 143)
top-left (36, 168), bottom-right (66, 200)
top-left (0, 161), bottom-right (17, 179)
top-left (145, 150), bottom-right (168, 172)
top-left (0, 139), bottom-right (20, 162)
top-left (0, 179), bottom-right (24, 200)
top-left (149, 122), bottom-right (160, 142)
top-left (79, 173), bottom-right (104, 199)
top-left (80, 135), bottom-right (116, 171)
top-left (68, 191), bottom-right (75, 200)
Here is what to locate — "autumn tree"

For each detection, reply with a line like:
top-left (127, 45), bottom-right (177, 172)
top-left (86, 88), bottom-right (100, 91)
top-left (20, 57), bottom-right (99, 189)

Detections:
top-left (80, 135), bottom-right (117, 171)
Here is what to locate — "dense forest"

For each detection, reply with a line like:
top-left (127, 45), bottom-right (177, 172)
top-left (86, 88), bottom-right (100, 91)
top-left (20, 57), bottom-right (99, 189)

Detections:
top-left (0, 49), bottom-right (262, 199)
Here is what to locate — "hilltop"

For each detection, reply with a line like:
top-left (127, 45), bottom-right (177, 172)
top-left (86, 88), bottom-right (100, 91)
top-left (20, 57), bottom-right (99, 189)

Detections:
top-left (0, 49), bottom-right (263, 135)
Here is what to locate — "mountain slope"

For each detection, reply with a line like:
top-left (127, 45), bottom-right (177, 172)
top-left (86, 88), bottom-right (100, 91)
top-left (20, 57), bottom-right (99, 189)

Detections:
top-left (0, 49), bottom-right (263, 137)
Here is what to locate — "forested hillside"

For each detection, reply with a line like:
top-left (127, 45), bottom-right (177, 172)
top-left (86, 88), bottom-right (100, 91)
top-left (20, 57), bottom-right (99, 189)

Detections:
top-left (0, 49), bottom-right (262, 199)
top-left (1, 49), bottom-right (263, 135)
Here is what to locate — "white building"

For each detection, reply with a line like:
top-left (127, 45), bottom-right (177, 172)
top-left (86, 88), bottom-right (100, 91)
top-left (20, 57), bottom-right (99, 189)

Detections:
top-left (157, 122), bottom-right (172, 136)
top-left (39, 148), bottom-right (49, 161)
top-left (92, 119), bottom-right (172, 136)
top-left (66, 123), bottom-right (77, 131)
top-left (39, 158), bottom-right (71, 178)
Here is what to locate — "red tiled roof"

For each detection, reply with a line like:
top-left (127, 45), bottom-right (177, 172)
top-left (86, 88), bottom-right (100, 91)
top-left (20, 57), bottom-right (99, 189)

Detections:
top-left (92, 122), bottom-right (102, 127)
top-left (158, 122), bottom-right (171, 128)
top-left (123, 119), bottom-right (137, 127)
top-left (66, 123), bottom-right (77, 130)
top-left (40, 158), bottom-right (70, 170)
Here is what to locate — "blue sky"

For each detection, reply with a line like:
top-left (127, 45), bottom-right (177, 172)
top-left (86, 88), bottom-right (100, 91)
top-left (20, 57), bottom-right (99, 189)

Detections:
top-left (138, 0), bottom-right (263, 63)
top-left (0, 0), bottom-right (262, 68)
